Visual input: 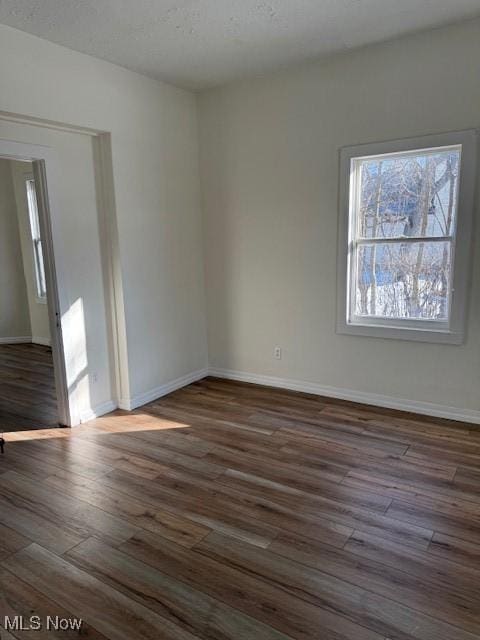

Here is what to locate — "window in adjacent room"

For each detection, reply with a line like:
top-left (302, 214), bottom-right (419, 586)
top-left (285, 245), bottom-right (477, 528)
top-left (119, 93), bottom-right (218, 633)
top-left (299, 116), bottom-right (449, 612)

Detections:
top-left (26, 177), bottom-right (47, 301)
top-left (337, 131), bottom-right (476, 343)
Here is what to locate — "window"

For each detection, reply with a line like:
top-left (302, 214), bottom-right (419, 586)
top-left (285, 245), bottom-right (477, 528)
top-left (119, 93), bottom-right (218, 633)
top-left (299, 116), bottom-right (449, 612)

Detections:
top-left (26, 177), bottom-right (47, 301)
top-left (337, 131), bottom-right (476, 343)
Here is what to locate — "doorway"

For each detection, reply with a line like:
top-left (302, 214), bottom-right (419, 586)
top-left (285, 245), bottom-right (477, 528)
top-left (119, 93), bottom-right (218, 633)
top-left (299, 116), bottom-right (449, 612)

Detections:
top-left (0, 149), bottom-right (69, 433)
top-left (0, 157), bottom-right (57, 430)
top-left (0, 119), bottom-right (127, 433)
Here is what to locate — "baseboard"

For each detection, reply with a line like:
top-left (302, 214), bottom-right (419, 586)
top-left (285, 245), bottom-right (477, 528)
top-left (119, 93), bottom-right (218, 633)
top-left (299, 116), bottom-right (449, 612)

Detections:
top-left (208, 367), bottom-right (480, 425)
top-left (0, 336), bottom-right (51, 346)
top-left (79, 367), bottom-right (209, 420)
top-left (90, 363), bottom-right (480, 425)
top-left (79, 400), bottom-right (117, 424)
top-left (0, 336), bottom-right (32, 344)
top-left (118, 367), bottom-right (209, 411)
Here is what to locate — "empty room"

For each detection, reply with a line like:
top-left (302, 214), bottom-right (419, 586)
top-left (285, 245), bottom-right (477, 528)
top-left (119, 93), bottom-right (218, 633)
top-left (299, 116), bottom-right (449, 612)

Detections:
top-left (0, 2), bottom-right (480, 639)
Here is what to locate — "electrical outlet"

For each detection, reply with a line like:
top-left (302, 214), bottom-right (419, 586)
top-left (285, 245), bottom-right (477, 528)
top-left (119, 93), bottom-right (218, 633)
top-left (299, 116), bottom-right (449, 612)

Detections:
top-left (274, 346), bottom-right (282, 360)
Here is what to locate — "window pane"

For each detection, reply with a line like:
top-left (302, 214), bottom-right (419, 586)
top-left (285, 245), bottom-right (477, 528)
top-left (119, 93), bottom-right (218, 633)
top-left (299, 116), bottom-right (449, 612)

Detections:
top-left (35, 240), bottom-right (47, 298)
top-left (354, 241), bottom-right (451, 320)
top-left (26, 179), bottom-right (41, 240)
top-left (26, 178), bottom-right (47, 299)
top-left (357, 148), bottom-right (460, 239)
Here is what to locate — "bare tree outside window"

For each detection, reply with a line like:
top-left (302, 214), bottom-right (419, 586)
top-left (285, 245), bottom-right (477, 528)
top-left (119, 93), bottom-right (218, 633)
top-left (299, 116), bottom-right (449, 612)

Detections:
top-left (338, 131), bottom-right (475, 344)
top-left (352, 148), bottom-right (459, 322)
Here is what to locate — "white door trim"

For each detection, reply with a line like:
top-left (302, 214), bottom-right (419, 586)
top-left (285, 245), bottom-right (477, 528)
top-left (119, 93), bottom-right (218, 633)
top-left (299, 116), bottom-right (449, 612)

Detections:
top-left (0, 138), bottom-right (71, 425)
top-left (92, 134), bottom-right (131, 407)
top-left (0, 128), bottom-right (128, 426)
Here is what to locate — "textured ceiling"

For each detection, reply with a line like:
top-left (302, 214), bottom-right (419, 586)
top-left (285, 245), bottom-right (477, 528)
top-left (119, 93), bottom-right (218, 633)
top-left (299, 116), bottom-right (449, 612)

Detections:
top-left (1, 0), bottom-right (480, 90)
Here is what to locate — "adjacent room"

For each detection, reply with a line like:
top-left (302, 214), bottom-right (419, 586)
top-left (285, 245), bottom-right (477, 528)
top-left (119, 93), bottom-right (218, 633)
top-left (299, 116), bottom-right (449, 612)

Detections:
top-left (0, 2), bottom-right (480, 639)
top-left (0, 158), bottom-right (57, 432)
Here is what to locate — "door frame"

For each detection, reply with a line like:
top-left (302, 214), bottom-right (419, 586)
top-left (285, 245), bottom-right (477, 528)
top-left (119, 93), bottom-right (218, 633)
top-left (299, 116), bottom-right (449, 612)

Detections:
top-left (0, 112), bottom-right (130, 426)
top-left (0, 138), bottom-right (71, 425)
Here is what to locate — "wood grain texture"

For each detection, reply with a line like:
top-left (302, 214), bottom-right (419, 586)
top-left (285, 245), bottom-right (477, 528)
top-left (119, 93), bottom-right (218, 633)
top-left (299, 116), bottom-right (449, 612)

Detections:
top-left (1, 376), bottom-right (480, 639)
top-left (0, 344), bottom-right (59, 432)
top-left (2, 544), bottom-right (200, 640)
top-left (0, 567), bottom-right (108, 640)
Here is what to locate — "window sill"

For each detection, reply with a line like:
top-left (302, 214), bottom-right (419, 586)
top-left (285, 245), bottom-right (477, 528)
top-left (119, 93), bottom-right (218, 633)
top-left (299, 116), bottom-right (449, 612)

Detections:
top-left (336, 320), bottom-right (463, 344)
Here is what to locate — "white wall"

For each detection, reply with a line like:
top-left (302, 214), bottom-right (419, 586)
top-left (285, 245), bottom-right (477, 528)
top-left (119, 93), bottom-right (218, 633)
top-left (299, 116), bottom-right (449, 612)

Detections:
top-left (198, 18), bottom-right (480, 418)
top-left (0, 24), bottom-right (207, 414)
top-left (0, 158), bottom-right (31, 340)
top-left (10, 160), bottom-right (51, 345)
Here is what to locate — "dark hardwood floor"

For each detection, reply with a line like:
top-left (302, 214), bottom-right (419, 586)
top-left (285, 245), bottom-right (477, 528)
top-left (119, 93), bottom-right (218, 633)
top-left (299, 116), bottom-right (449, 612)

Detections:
top-left (0, 343), bottom-right (59, 432)
top-left (1, 377), bottom-right (480, 639)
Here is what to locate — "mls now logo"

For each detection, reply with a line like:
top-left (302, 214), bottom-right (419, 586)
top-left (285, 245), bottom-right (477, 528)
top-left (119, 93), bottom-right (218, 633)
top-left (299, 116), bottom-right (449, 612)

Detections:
top-left (3, 616), bottom-right (83, 632)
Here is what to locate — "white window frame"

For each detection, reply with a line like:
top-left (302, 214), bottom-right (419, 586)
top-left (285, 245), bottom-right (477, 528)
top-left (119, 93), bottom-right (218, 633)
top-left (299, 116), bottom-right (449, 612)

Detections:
top-left (337, 130), bottom-right (476, 344)
top-left (25, 175), bottom-right (47, 303)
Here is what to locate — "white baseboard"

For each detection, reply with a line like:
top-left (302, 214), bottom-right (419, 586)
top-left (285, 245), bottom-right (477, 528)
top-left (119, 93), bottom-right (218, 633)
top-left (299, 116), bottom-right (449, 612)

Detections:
top-left (90, 363), bottom-right (480, 425)
top-left (118, 367), bottom-right (209, 411)
top-left (79, 400), bottom-right (117, 424)
top-left (208, 367), bottom-right (480, 425)
top-left (32, 336), bottom-right (51, 346)
top-left (77, 368), bottom-right (209, 422)
top-left (0, 336), bottom-right (51, 346)
top-left (0, 336), bottom-right (32, 344)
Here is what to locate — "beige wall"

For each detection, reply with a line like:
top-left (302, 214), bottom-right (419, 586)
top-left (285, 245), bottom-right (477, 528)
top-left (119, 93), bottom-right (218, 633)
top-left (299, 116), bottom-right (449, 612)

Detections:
top-left (0, 158), bottom-right (31, 340)
top-left (10, 160), bottom-right (51, 345)
top-left (0, 23), bottom-right (207, 414)
top-left (198, 19), bottom-right (480, 416)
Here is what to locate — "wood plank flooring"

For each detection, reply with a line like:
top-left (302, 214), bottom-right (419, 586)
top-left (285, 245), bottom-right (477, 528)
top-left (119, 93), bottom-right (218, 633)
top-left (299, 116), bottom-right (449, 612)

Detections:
top-left (0, 344), bottom-right (59, 432)
top-left (1, 377), bottom-right (480, 639)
